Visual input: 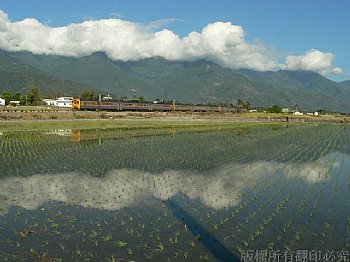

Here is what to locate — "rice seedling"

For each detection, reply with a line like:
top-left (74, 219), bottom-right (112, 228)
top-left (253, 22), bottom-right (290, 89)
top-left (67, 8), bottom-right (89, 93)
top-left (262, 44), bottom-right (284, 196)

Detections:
top-left (101, 234), bottom-right (112, 241)
top-left (1, 123), bottom-right (350, 260)
top-left (114, 241), bottom-right (128, 248)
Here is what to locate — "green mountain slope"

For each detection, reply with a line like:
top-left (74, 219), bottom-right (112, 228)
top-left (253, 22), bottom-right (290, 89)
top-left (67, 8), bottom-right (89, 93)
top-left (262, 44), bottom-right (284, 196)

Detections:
top-left (3, 50), bottom-right (350, 112)
top-left (117, 58), bottom-right (258, 102)
top-left (237, 69), bottom-right (350, 110)
top-left (7, 51), bottom-right (154, 98)
top-left (340, 80), bottom-right (350, 90)
top-left (0, 51), bottom-right (97, 97)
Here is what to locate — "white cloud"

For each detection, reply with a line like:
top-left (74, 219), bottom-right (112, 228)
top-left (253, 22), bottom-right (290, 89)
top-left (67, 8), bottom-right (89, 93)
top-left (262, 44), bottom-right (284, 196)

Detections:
top-left (0, 10), bottom-right (342, 75)
top-left (283, 49), bottom-right (342, 76)
top-left (0, 158), bottom-right (330, 216)
top-left (182, 22), bottom-right (278, 71)
top-left (0, 10), bottom-right (278, 71)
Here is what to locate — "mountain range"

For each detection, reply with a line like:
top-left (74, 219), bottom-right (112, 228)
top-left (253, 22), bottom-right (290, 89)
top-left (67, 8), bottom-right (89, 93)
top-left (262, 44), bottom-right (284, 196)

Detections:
top-left (0, 50), bottom-right (349, 112)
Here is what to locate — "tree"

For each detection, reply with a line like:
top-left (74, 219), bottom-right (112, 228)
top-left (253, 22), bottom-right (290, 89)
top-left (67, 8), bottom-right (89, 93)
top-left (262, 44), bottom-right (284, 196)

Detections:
top-left (27, 87), bottom-right (41, 105)
top-left (272, 105), bottom-right (282, 113)
top-left (13, 92), bottom-right (27, 105)
top-left (19, 95), bottom-right (27, 105)
top-left (2, 91), bottom-right (12, 105)
top-left (237, 99), bottom-right (251, 110)
top-left (81, 90), bottom-right (95, 101)
top-left (13, 93), bottom-right (22, 101)
top-left (139, 96), bottom-right (145, 102)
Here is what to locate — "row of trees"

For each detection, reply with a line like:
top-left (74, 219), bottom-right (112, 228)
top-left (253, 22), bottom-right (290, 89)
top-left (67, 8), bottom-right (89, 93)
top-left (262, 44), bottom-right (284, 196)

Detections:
top-left (81, 90), bottom-right (95, 101)
top-left (237, 99), bottom-right (251, 110)
top-left (80, 90), bottom-right (148, 103)
top-left (2, 88), bottom-right (42, 106)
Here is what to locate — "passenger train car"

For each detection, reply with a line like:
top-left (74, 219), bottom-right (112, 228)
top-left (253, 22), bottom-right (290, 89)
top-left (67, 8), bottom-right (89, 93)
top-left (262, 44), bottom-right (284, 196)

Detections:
top-left (72, 98), bottom-right (235, 113)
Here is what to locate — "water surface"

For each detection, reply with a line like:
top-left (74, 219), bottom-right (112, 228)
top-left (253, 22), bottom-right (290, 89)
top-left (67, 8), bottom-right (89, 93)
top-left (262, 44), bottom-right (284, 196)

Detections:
top-left (1, 123), bottom-right (350, 261)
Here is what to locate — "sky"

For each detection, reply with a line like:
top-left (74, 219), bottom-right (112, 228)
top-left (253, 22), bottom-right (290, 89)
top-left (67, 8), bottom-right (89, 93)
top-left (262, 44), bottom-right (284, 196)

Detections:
top-left (0, 0), bottom-right (349, 81)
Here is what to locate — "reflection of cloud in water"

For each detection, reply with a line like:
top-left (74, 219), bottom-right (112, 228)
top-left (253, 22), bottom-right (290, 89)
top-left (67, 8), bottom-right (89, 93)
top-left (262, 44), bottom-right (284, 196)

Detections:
top-left (0, 156), bottom-right (335, 215)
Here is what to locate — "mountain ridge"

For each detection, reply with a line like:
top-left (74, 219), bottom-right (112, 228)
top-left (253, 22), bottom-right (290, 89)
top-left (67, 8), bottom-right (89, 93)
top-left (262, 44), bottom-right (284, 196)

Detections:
top-left (1, 50), bottom-right (349, 112)
top-left (0, 50), bottom-right (100, 96)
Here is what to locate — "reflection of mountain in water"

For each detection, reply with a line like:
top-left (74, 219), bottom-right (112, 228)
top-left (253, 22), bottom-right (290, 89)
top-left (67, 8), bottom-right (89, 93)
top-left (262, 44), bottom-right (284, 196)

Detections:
top-left (0, 153), bottom-right (338, 216)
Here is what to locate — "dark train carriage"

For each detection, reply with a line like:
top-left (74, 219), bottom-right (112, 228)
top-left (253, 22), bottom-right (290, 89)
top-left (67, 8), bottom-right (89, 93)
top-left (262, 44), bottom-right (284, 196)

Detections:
top-left (207, 106), bottom-right (221, 112)
top-left (80, 101), bottom-right (120, 110)
top-left (120, 103), bottom-right (151, 111)
top-left (150, 103), bottom-right (173, 111)
top-left (98, 102), bottom-right (120, 110)
top-left (221, 106), bottom-right (236, 113)
top-left (225, 106), bottom-right (237, 112)
top-left (193, 105), bottom-right (214, 112)
top-left (175, 104), bottom-right (193, 111)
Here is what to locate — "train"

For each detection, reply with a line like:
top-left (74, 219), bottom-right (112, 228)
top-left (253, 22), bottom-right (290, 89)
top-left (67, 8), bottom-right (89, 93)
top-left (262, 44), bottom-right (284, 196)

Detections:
top-left (72, 98), bottom-right (236, 113)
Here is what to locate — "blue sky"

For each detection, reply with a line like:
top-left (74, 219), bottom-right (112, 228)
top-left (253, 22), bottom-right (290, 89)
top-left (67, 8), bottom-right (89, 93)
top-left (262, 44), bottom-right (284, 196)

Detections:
top-left (0, 0), bottom-right (349, 81)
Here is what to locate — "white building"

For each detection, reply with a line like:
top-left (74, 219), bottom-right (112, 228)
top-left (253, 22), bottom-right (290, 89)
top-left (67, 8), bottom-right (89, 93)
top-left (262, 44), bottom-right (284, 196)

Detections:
top-left (293, 111), bottom-right (303, 115)
top-left (55, 97), bottom-right (73, 108)
top-left (9, 101), bottom-right (20, 106)
top-left (42, 97), bottom-right (74, 107)
top-left (102, 95), bottom-right (112, 101)
top-left (0, 98), bottom-right (5, 106)
top-left (43, 99), bottom-right (56, 106)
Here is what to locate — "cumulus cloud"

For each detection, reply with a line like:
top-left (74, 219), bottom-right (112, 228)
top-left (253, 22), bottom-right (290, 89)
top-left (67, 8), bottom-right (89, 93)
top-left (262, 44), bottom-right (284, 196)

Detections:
top-left (0, 10), bottom-right (278, 71)
top-left (283, 49), bottom-right (342, 76)
top-left (0, 158), bottom-right (330, 216)
top-left (0, 10), bottom-right (342, 75)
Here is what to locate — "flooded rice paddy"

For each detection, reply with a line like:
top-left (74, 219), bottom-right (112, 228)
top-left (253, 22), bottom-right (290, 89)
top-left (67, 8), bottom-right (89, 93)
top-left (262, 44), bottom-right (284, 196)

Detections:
top-left (1, 123), bottom-right (350, 261)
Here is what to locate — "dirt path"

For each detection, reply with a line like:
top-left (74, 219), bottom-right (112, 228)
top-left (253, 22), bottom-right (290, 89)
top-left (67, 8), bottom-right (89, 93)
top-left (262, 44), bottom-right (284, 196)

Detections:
top-left (0, 107), bottom-right (349, 123)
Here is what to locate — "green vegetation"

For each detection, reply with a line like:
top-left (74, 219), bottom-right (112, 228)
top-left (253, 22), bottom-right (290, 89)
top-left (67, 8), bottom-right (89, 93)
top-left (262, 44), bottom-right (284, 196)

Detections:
top-left (81, 90), bottom-right (96, 101)
top-left (2, 87), bottom-right (43, 106)
top-left (0, 118), bottom-right (263, 131)
top-left (2, 91), bottom-right (12, 105)
top-left (1, 123), bottom-right (350, 261)
top-left (1, 51), bottom-right (350, 112)
top-left (266, 105), bottom-right (282, 113)
top-left (237, 99), bottom-right (251, 110)
top-left (0, 50), bottom-right (99, 97)
top-left (139, 96), bottom-right (145, 102)
top-left (2, 91), bottom-right (27, 105)
top-left (26, 87), bottom-right (41, 105)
